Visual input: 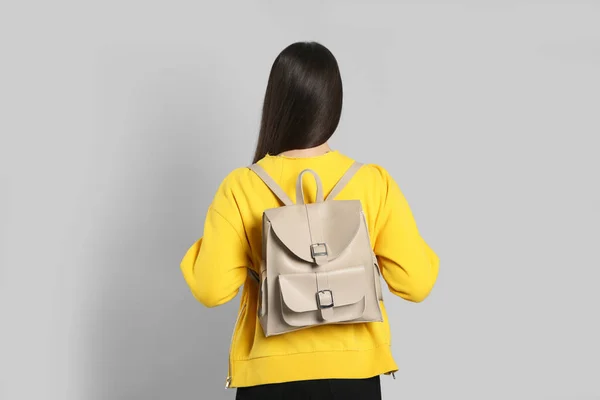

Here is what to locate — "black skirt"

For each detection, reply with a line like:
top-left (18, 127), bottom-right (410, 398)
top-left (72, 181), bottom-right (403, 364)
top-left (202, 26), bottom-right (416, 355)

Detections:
top-left (236, 375), bottom-right (381, 400)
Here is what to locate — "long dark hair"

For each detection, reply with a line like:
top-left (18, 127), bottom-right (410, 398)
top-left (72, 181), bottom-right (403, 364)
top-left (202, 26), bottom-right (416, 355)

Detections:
top-left (252, 42), bottom-right (343, 163)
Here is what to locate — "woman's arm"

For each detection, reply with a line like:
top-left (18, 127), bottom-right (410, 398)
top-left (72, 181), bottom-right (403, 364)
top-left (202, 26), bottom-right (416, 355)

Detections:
top-left (372, 168), bottom-right (440, 302)
top-left (180, 176), bottom-right (250, 307)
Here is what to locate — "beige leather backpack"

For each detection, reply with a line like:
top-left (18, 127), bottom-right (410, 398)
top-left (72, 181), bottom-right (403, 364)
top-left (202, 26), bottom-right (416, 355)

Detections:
top-left (248, 162), bottom-right (384, 337)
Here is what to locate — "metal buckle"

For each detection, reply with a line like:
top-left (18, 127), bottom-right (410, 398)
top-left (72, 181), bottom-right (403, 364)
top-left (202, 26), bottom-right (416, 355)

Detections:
top-left (310, 243), bottom-right (328, 258)
top-left (316, 289), bottom-right (334, 309)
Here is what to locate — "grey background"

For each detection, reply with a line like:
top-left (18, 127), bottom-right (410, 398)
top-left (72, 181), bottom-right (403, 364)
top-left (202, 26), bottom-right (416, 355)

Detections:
top-left (1, 1), bottom-right (599, 399)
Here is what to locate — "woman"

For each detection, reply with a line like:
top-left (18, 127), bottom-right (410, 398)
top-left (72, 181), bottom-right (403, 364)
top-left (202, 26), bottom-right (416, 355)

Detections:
top-left (181, 42), bottom-right (439, 399)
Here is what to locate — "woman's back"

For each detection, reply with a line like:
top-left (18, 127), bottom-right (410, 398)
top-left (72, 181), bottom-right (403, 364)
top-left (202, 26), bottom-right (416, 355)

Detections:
top-left (181, 150), bottom-right (439, 388)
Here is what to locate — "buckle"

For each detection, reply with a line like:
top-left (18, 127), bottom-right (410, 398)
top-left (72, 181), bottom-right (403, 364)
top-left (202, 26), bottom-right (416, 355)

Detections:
top-left (310, 243), bottom-right (328, 258)
top-left (316, 289), bottom-right (334, 309)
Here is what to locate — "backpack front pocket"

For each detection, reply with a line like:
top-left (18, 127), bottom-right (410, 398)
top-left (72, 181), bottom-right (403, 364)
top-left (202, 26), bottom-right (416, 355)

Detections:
top-left (278, 265), bottom-right (367, 327)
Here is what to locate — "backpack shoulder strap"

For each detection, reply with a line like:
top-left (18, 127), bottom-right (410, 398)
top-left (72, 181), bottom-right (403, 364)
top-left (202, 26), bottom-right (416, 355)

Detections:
top-left (325, 161), bottom-right (363, 201)
top-left (248, 164), bottom-right (294, 206)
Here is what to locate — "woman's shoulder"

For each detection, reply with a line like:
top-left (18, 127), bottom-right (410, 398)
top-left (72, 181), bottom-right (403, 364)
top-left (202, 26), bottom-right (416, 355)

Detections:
top-left (357, 162), bottom-right (396, 188)
top-left (360, 162), bottom-right (393, 178)
top-left (215, 166), bottom-right (256, 193)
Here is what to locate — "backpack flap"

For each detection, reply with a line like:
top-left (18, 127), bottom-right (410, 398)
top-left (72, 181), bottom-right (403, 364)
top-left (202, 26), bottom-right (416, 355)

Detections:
top-left (278, 265), bottom-right (367, 326)
top-left (264, 200), bottom-right (362, 265)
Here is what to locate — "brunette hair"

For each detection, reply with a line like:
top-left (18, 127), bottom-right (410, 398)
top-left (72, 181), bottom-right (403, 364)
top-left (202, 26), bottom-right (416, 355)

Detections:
top-left (252, 42), bottom-right (343, 163)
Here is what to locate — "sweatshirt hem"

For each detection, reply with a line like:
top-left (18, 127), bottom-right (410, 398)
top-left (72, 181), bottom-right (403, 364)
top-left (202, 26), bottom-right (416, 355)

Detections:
top-left (229, 345), bottom-right (398, 388)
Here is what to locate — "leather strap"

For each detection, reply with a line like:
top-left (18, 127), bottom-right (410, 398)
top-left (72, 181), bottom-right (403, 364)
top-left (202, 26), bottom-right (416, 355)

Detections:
top-left (305, 204), bottom-right (328, 265)
top-left (373, 253), bottom-right (383, 301)
top-left (325, 161), bottom-right (363, 201)
top-left (315, 271), bottom-right (334, 321)
top-left (295, 170), bottom-right (328, 265)
top-left (249, 164), bottom-right (294, 206)
top-left (296, 169), bottom-right (324, 205)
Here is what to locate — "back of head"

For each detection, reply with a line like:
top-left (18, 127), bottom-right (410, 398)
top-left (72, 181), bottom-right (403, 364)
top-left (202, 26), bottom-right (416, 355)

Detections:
top-left (253, 42), bottom-right (343, 163)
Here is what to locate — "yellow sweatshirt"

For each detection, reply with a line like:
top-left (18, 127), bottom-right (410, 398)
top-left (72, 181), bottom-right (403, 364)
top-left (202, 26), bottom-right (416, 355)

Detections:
top-left (180, 150), bottom-right (439, 388)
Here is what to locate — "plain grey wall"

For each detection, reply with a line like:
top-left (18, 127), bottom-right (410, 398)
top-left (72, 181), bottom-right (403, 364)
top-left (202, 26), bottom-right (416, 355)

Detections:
top-left (1, 1), bottom-right (599, 399)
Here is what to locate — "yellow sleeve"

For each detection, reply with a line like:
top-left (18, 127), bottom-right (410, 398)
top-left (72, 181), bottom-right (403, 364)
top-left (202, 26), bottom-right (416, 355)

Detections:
top-left (180, 176), bottom-right (250, 307)
top-left (372, 168), bottom-right (439, 302)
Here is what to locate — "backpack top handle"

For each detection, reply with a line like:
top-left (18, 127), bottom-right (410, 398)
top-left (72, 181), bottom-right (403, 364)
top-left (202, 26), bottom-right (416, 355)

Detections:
top-left (296, 169), bottom-right (324, 205)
